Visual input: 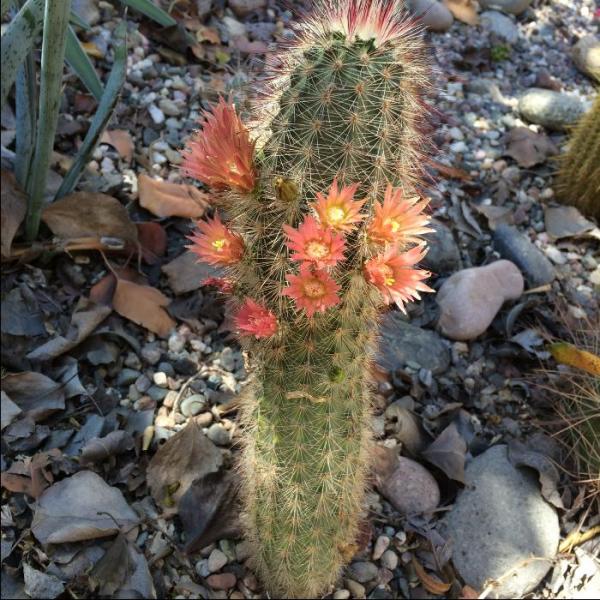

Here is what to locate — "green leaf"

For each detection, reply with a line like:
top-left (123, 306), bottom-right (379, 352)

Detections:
top-left (65, 25), bottom-right (103, 101)
top-left (69, 9), bottom-right (91, 30)
top-left (1, 0), bottom-right (12, 18)
top-left (15, 49), bottom-right (37, 188)
top-left (55, 21), bottom-right (128, 199)
top-left (119, 0), bottom-right (176, 26)
top-left (24, 0), bottom-right (72, 240)
top-left (0, 0), bottom-right (44, 110)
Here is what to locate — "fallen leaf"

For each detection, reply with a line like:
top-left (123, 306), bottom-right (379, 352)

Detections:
top-left (503, 127), bottom-right (558, 168)
top-left (429, 159), bottom-right (473, 181)
top-left (135, 222), bottom-right (167, 264)
top-left (0, 170), bottom-right (28, 257)
top-left (42, 192), bottom-right (138, 246)
top-left (53, 357), bottom-right (87, 399)
top-left (0, 451), bottom-right (58, 498)
top-left (26, 297), bottom-right (111, 361)
top-left (507, 439), bottom-right (563, 508)
top-left (412, 556), bottom-right (452, 595)
top-left (472, 203), bottom-right (514, 231)
top-left (162, 251), bottom-right (221, 295)
top-left (549, 342), bottom-right (600, 376)
top-left (138, 173), bottom-right (210, 219)
top-left (544, 205), bottom-right (596, 240)
top-left (179, 471), bottom-right (240, 553)
top-left (195, 25), bottom-right (221, 44)
top-left (23, 563), bottom-right (65, 599)
top-left (31, 470), bottom-right (139, 544)
top-left (1, 390), bottom-right (22, 430)
top-left (511, 328), bottom-right (550, 359)
top-left (1, 372), bottom-right (65, 421)
top-left (89, 534), bottom-right (131, 596)
top-left (1, 287), bottom-right (46, 336)
top-left (385, 402), bottom-right (427, 455)
top-left (147, 421), bottom-right (223, 514)
top-left (100, 129), bottom-right (135, 163)
top-left (81, 430), bottom-right (135, 464)
top-left (422, 422), bottom-right (466, 483)
top-left (118, 538), bottom-right (157, 598)
top-left (81, 41), bottom-right (103, 58)
top-left (112, 275), bottom-right (176, 337)
top-left (443, 0), bottom-right (479, 25)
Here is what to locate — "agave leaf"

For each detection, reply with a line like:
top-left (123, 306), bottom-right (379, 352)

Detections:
top-left (65, 25), bottom-right (103, 101)
top-left (69, 9), bottom-right (91, 30)
top-left (119, 0), bottom-right (176, 26)
top-left (15, 48), bottom-right (37, 188)
top-left (0, 0), bottom-right (44, 110)
top-left (24, 0), bottom-right (71, 240)
top-left (55, 21), bottom-right (127, 199)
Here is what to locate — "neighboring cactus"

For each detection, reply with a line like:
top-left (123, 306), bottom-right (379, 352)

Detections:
top-left (182, 1), bottom-right (432, 596)
top-left (555, 93), bottom-right (600, 220)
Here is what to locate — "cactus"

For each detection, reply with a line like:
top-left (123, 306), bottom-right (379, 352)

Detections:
top-left (182, 1), bottom-right (432, 596)
top-left (555, 93), bottom-right (600, 220)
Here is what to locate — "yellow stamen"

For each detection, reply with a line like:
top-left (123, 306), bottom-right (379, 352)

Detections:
top-left (212, 239), bottom-right (226, 251)
top-left (327, 206), bottom-right (346, 224)
top-left (303, 279), bottom-right (326, 298)
top-left (306, 240), bottom-right (329, 259)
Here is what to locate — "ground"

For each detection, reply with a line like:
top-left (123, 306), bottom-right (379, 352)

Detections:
top-left (0, 0), bottom-right (599, 599)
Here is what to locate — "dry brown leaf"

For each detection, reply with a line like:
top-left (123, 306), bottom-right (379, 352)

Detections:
top-left (430, 159), bottom-right (472, 181)
top-left (81, 41), bottom-right (103, 58)
top-left (135, 222), bottom-right (167, 264)
top-left (1, 372), bottom-right (65, 421)
top-left (412, 556), bottom-right (452, 595)
top-left (504, 127), bottom-right (558, 168)
top-left (100, 130), bottom-right (135, 163)
top-left (1, 170), bottom-right (28, 257)
top-left (422, 422), bottom-right (467, 483)
top-left (138, 173), bottom-right (210, 219)
top-left (443, 0), bottom-right (479, 25)
top-left (472, 204), bottom-right (514, 231)
top-left (112, 276), bottom-right (176, 337)
top-left (42, 192), bottom-right (138, 244)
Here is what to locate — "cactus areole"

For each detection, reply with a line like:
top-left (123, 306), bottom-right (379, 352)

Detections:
top-left (183, 1), bottom-right (433, 596)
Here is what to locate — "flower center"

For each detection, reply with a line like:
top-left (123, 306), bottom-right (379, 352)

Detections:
top-left (381, 265), bottom-right (395, 286)
top-left (212, 238), bottom-right (227, 251)
top-left (327, 205), bottom-right (346, 224)
top-left (306, 240), bottom-right (329, 259)
top-left (303, 279), bottom-right (326, 299)
top-left (384, 217), bottom-right (401, 233)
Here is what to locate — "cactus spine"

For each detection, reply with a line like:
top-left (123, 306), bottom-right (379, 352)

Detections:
top-left (555, 93), bottom-right (600, 220)
top-left (183, 1), bottom-right (432, 597)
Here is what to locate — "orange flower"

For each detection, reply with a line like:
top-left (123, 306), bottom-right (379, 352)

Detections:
top-left (313, 179), bottom-right (366, 233)
top-left (187, 214), bottom-right (244, 266)
top-left (235, 298), bottom-right (278, 339)
top-left (283, 264), bottom-right (341, 317)
top-left (182, 97), bottom-right (256, 192)
top-left (368, 185), bottom-right (432, 246)
top-left (364, 245), bottom-right (432, 312)
top-left (283, 216), bottom-right (346, 269)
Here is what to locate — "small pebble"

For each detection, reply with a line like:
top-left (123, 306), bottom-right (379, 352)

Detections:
top-left (207, 423), bottom-right (231, 445)
top-left (372, 535), bottom-right (391, 561)
top-left (207, 548), bottom-right (228, 573)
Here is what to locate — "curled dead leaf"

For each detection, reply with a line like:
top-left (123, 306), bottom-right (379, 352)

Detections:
top-left (412, 556), bottom-right (452, 595)
top-left (503, 127), bottom-right (558, 168)
top-left (138, 173), bottom-right (210, 219)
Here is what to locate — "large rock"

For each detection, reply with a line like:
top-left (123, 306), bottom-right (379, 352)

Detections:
top-left (480, 11), bottom-right (519, 44)
top-left (436, 260), bottom-right (523, 341)
top-left (571, 35), bottom-right (600, 82)
top-left (378, 313), bottom-right (450, 374)
top-left (445, 445), bottom-right (559, 598)
top-left (518, 88), bottom-right (586, 131)
top-left (422, 219), bottom-right (461, 275)
top-left (478, 0), bottom-right (532, 14)
top-left (493, 225), bottom-right (555, 286)
top-left (408, 0), bottom-right (454, 32)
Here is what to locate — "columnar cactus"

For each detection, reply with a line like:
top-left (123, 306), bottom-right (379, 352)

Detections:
top-left (555, 93), bottom-right (600, 220)
top-left (182, 1), bottom-right (432, 596)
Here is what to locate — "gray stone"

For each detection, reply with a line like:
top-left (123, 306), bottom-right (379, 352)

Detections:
top-left (333, 590), bottom-right (351, 600)
top-left (228, 0), bottom-right (266, 19)
top-left (196, 0), bottom-right (213, 18)
top-left (518, 89), bottom-right (586, 132)
top-left (180, 394), bottom-right (206, 417)
top-left (493, 225), bottom-right (555, 286)
top-left (480, 11), bottom-right (519, 44)
top-left (207, 423), bottom-right (231, 445)
top-left (116, 369), bottom-right (141, 387)
top-left (422, 219), bottom-right (461, 275)
top-left (380, 550), bottom-right (399, 571)
top-left (378, 457), bottom-right (440, 515)
top-left (571, 35), bottom-right (600, 81)
top-left (345, 579), bottom-right (366, 598)
top-left (348, 561), bottom-right (379, 583)
top-left (72, 0), bottom-right (100, 25)
top-left (207, 548), bottom-right (228, 573)
top-left (478, 0), bottom-right (532, 15)
top-left (372, 535), bottom-right (391, 561)
top-left (158, 98), bottom-right (181, 117)
top-left (141, 344), bottom-right (162, 365)
top-left (378, 313), bottom-right (450, 375)
top-left (437, 261), bottom-right (524, 341)
top-left (408, 0), bottom-right (453, 32)
top-left (445, 445), bottom-right (559, 598)
top-left (23, 564), bottom-right (65, 599)
top-left (147, 386), bottom-right (168, 402)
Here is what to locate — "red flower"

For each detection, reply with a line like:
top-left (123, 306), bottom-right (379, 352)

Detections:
top-left (313, 179), bottom-right (366, 233)
top-left (283, 264), bottom-right (341, 317)
top-left (187, 214), bottom-right (244, 266)
top-left (182, 97), bottom-right (256, 192)
top-left (283, 216), bottom-right (346, 269)
top-left (368, 184), bottom-right (432, 246)
top-left (364, 245), bottom-right (432, 312)
top-left (235, 298), bottom-right (278, 339)
top-left (202, 277), bottom-right (234, 293)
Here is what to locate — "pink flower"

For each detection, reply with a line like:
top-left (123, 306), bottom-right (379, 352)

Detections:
top-left (364, 245), bottom-right (432, 312)
top-left (283, 216), bottom-right (346, 269)
top-left (283, 264), bottom-right (341, 317)
top-left (312, 179), bottom-right (366, 233)
top-left (235, 298), bottom-right (278, 339)
top-left (368, 184), bottom-right (432, 246)
top-left (187, 214), bottom-right (244, 266)
top-left (182, 97), bottom-right (256, 192)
